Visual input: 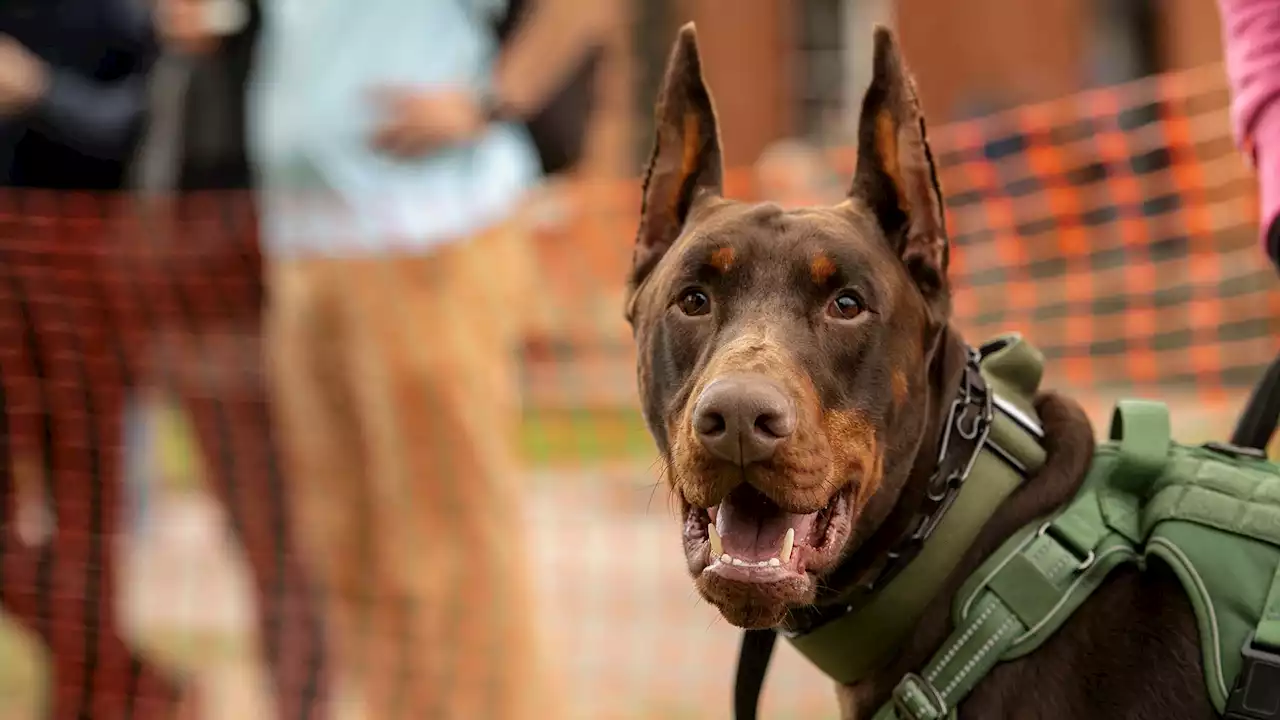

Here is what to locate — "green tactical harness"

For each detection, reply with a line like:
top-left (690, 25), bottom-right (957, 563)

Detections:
top-left (737, 333), bottom-right (1280, 720)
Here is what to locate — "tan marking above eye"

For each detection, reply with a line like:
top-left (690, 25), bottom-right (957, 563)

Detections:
top-left (810, 253), bottom-right (837, 284)
top-left (709, 247), bottom-right (735, 273)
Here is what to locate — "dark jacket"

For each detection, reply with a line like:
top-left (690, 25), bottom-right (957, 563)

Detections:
top-left (0, 0), bottom-right (158, 189)
top-left (175, 0), bottom-right (259, 190)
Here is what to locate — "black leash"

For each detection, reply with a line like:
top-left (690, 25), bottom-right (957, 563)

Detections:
top-left (1231, 220), bottom-right (1280, 455)
top-left (1230, 352), bottom-right (1280, 452)
top-left (734, 629), bottom-right (777, 720)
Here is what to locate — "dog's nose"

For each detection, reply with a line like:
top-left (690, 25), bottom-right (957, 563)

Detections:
top-left (693, 374), bottom-right (796, 465)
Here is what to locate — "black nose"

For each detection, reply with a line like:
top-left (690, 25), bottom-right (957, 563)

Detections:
top-left (692, 374), bottom-right (797, 465)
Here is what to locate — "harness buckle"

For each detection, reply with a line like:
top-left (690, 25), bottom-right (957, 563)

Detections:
top-left (1226, 631), bottom-right (1280, 720)
top-left (891, 672), bottom-right (948, 720)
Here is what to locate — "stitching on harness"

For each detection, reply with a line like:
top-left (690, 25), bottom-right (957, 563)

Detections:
top-left (926, 601), bottom-right (999, 682)
top-left (1011, 545), bottom-right (1137, 646)
top-left (959, 529), bottom-right (1040, 620)
top-left (1145, 537), bottom-right (1228, 701)
top-left (1043, 547), bottom-right (1075, 579)
top-left (941, 616), bottom-right (1019, 697)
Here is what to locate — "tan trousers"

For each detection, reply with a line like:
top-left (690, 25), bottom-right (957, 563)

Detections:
top-left (265, 218), bottom-right (555, 720)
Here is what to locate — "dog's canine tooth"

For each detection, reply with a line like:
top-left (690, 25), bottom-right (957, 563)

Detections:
top-left (780, 528), bottom-right (795, 564)
top-left (708, 524), bottom-right (723, 556)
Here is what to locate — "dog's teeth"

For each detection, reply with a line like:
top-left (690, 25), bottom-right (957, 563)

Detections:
top-left (780, 528), bottom-right (795, 564)
top-left (720, 554), bottom-right (732, 564)
top-left (768, 557), bottom-right (781, 567)
top-left (708, 524), bottom-right (723, 556)
top-left (732, 557), bottom-right (746, 566)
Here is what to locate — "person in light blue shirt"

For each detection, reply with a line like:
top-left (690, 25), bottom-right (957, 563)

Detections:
top-left (235, 0), bottom-right (607, 717)
top-left (248, 0), bottom-right (544, 255)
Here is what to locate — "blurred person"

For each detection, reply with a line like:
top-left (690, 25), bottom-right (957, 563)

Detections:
top-left (141, 1), bottom-right (337, 718)
top-left (142, 0), bottom-right (261, 191)
top-left (0, 0), bottom-right (155, 188)
top-left (0, 2), bottom-right (198, 718)
top-left (1218, 0), bottom-right (1280, 272)
top-left (234, 1), bottom-right (607, 718)
top-left (1218, 0), bottom-right (1280, 451)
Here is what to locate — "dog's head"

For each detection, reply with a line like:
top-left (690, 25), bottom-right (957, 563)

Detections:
top-left (627, 25), bottom-right (953, 628)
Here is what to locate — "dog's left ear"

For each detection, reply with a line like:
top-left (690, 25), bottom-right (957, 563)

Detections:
top-left (630, 23), bottom-right (724, 295)
top-left (852, 27), bottom-right (949, 318)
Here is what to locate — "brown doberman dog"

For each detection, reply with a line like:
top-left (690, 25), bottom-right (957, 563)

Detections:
top-left (626, 25), bottom-right (1216, 719)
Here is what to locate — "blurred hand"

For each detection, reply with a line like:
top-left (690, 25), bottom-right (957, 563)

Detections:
top-left (369, 88), bottom-right (487, 159)
top-left (0, 36), bottom-right (48, 117)
top-left (156, 0), bottom-right (220, 54)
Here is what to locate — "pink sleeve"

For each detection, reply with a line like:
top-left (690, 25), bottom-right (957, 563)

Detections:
top-left (1218, 0), bottom-right (1280, 247)
top-left (1219, 0), bottom-right (1280, 150)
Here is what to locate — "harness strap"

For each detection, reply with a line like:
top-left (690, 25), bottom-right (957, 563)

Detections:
top-left (873, 400), bottom-right (1171, 719)
top-left (732, 336), bottom-right (1046, 719)
top-left (1224, 560), bottom-right (1280, 719)
top-left (1259, 560), bottom-right (1280, 652)
top-left (874, 522), bottom-right (1138, 720)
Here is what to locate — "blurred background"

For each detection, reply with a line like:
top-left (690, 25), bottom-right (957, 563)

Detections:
top-left (0, 0), bottom-right (1275, 719)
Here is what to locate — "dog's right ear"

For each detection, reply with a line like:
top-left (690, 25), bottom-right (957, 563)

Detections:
top-left (630, 23), bottom-right (724, 293)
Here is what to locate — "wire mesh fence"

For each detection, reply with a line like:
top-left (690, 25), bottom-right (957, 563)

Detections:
top-left (0, 61), bottom-right (1275, 720)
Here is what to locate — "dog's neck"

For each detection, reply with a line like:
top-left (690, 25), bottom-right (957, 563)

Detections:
top-left (835, 360), bottom-right (1096, 716)
top-left (812, 325), bottom-right (972, 605)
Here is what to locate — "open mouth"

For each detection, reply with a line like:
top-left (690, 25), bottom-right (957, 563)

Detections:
top-left (682, 483), bottom-right (854, 584)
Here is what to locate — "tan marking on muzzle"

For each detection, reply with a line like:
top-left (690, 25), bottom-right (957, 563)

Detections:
top-left (891, 369), bottom-right (909, 406)
top-left (678, 326), bottom-right (805, 458)
top-left (823, 408), bottom-right (883, 502)
top-left (701, 326), bottom-right (796, 379)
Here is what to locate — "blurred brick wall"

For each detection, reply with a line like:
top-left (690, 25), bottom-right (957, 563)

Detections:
top-left (578, 0), bottom-right (1230, 176)
top-left (1159, 0), bottom-right (1225, 71)
top-left (580, 0), bottom-right (796, 177)
top-left (896, 0), bottom-right (1091, 121)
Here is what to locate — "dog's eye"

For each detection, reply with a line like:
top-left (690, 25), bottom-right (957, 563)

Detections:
top-left (676, 289), bottom-right (711, 316)
top-left (827, 292), bottom-right (864, 320)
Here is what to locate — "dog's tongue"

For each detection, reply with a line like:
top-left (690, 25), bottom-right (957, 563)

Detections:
top-left (711, 485), bottom-right (817, 563)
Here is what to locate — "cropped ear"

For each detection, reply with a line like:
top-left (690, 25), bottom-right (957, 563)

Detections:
top-left (852, 27), bottom-right (949, 318)
top-left (631, 23), bottom-right (723, 291)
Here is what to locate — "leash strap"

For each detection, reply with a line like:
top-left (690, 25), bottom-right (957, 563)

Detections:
top-left (1230, 350), bottom-right (1280, 453)
top-left (733, 629), bottom-right (776, 720)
